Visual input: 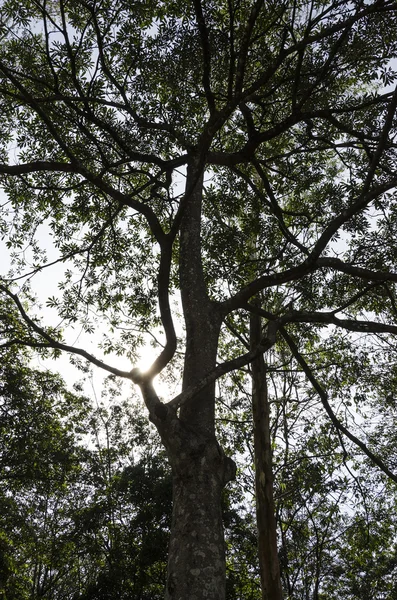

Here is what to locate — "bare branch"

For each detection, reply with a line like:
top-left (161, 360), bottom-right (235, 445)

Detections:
top-left (223, 224), bottom-right (397, 314)
top-left (223, 261), bottom-right (316, 312)
top-left (0, 158), bottom-right (167, 243)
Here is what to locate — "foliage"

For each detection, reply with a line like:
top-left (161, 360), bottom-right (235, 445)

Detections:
top-left (0, 342), bottom-right (172, 599)
top-left (217, 358), bottom-right (397, 600)
top-left (1, 1), bottom-right (397, 598)
top-left (1, 338), bottom-right (397, 598)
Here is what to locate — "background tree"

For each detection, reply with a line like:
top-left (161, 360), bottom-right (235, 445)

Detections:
top-left (0, 334), bottom-right (173, 599)
top-left (217, 349), bottom-right (397, 599)
top-left (1, 1), bottom-right (397, 598)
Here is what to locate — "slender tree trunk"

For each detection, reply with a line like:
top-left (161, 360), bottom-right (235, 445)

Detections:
top-left (152, 158), bottom-right (236, 599)
top-left (250, 309), bottom-right (283, 600)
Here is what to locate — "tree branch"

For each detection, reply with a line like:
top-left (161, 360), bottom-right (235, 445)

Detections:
top-left (234, 0), bottom-right (265, 94)
top-left (145, 238), bottom-right (177, 378)
top-left (223, 262), bottom-right (316, 313)
top-left (0, 284), bottom-right (136, 380)
top-left (308, 84), bottom-right (397, 262)
top-left (192, 0), bottom-right (215, 113)
top-left (280, 310), bottom-right (397, 336)
top-left (167, 320), bottom-right (279, 409)
top-left (316, 257), bottom-right (397, 284)
top-left (0, 158), bottom-right (167, 243)
top-left (223, 223), bottom-right (397, 315)
top-left (280, 326), bottom-right (397, 484)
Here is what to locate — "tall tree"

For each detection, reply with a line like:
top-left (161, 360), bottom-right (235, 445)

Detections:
top-left (1, 1), bottom-right (397, 597)
top-left (0, 342), bottom-right (90, 599)
top-left (250, 308), bottom-right (282, 599)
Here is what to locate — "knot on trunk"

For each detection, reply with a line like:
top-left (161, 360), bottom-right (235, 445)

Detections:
top-left (168, 429), bottom-right (236, 488)
top-left (223, 455), bottom-right (237, 484)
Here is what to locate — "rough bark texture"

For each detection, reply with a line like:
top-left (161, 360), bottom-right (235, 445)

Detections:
top-left (139, 379), bottom-right (236, 600)
top-left (156, 159), bottom-right (236, 599)
top-left (165, 431), bottom-right (236, 600)
top-left (179, 158), bottom-right (222, 436)
top-left (250, 311), bottom-right (283, 600)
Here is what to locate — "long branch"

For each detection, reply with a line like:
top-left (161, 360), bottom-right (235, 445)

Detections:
top-left (0, 158), bottom-right (166, 243)
top-left (0, 284), bottom-right (136, 380)
top-left (223, 246), bottom-right (397, 314)
top-left (280, 326), bottom-right (397, 484)
top-left (280, 311), bottom-right (397, 336)
top-left (192, 0), bottom-right (215, 113)
top-left (316, 257), bottom-right (397, 283)
top-left (167, 320), bottom-right (279, 408)
top-left (146, 238), bottom-right (177, 377)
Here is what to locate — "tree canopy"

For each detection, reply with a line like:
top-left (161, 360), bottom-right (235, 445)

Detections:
top-left (1, 1), bottom-right (397, 598)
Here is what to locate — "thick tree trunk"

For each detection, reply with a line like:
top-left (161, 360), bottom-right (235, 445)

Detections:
top-left (154, 158), bottom-right (236, 599)
top-left (178, 157), bottom-right (220, 436)
top-left (165, 431), bottom-right (235, 599)
top-left (136, 379), bottom-right (235, 600)
top-left (162, 331), bottom-right (236, 599)
top-left (250, 310), bottom-right (283, 600)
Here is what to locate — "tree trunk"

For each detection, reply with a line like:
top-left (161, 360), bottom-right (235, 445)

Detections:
top-left (165, 429), bottom-right (235, 599)
top-left (250, 310), bottom-right (283, 600)
top-left (154, 158), bottom-right (236, 599)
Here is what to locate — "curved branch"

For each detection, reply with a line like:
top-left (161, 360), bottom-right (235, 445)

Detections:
top-left (0, 284), bottom-right (135, 380)
top-left (251, 159), bottom-right (309, 254)
top-left (145, 238), bottom-right (177, 378)
top-left (280, 326), bottom-right (397, 484)
top-left (234, 0), bottom-right (265, 94)
top-left (0, 157), bottom-right (166, 243)
top-left (86, 2), bottom-right (188, 147)
top-left (223, 252), bottom-right (397, 316)
top-left (244, 301), bottom-right (397, 337)
top-left (223, 261), bottom-right (316, 313)
top-left (5, 202), bottom-right (125, 283)
top-left (0, 160), bottom-right (78, 176)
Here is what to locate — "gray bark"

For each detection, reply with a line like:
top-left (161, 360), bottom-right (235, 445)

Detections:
top-left (156, 159), bottom-right (236, 599)
top-left (165, 430), bottom-right (236, 599)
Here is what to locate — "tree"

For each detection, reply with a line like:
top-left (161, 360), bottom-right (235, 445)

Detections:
top-left (217, 347), bottom-right (397, 599)
top-left (1, 1), bottom-right (397, 598)
top-left (250, 308), bottom-right (282, 600)
top-left (0, 342), bottom-right (90, 599)
top-left (0, 337), bottom-right (259, 600)
top-left (0, 333), bottom-right (173, 599)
